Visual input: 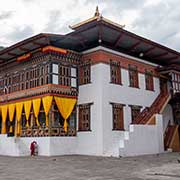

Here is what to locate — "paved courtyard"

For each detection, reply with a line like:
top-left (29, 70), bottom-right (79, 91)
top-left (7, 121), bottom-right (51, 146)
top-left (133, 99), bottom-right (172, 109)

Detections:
top-left (0, 153), bottom-right (180, 180)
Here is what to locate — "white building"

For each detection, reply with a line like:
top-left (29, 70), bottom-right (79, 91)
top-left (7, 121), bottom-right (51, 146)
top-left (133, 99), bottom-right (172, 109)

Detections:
top-left (0, 8), bottom-right (180, 157)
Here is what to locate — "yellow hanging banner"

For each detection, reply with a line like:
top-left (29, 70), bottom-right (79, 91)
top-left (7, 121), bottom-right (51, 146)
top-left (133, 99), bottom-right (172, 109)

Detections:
top-left (32, 98), bottom-right (41, 127)
top-left (24, 100), bottom-right (32, 127)
top-left (54, 97), bottom-right (76, 132)
top-left (8, 104), bottom-right (15, 133)
top-left (42, 96), bottom-right (53, 127)
top-left (1, 105), bottom-right (8, 134)
top-left (16, 102), bottom-right (23, 136)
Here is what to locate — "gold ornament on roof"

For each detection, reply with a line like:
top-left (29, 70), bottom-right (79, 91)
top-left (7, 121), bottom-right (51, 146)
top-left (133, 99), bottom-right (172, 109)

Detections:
top-left (70, 6), bottom-right (125, 30)
top-left (94, 6), bottom-right (100, 17)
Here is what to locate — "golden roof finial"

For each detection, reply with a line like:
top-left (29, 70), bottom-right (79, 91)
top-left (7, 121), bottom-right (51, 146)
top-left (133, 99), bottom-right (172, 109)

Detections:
top-left (94, 6), bottom-right (100, 17)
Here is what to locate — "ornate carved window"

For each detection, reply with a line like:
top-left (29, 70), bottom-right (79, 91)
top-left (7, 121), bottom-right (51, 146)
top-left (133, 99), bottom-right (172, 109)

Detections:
top-left (59, 65), bottom-right (71, 86)
top-left (171, 72), bottom-right (180, 93)
top-left (79, 60), bottom-right (91, 85)
top-left (111, 103), bottom-right (124, 130)
top-left (145, 70), bottom-right (154, 91)
top-left (130, 105), bottom-right (142, 123)
top-left (110, 60), bottom-right (121, 84)
top-left (129, 65), bottom-right (139, 88)
top-left (78, 103), bottom-right (92, 131)
top-left (71, 67), bottom-right (77, 88)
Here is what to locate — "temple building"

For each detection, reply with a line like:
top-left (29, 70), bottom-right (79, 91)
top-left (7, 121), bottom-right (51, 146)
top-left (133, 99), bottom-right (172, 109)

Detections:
top-left (0, 7), bottom-right (180, 157)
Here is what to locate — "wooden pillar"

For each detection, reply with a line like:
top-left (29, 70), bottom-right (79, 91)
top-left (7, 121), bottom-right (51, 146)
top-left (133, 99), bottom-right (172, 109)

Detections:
top-left (48, 101), bottom-right (53, 136)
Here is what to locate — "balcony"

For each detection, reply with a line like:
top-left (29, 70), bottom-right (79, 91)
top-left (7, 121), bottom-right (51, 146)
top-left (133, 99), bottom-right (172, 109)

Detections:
top-left (0, 84), bottom-right (77, 103)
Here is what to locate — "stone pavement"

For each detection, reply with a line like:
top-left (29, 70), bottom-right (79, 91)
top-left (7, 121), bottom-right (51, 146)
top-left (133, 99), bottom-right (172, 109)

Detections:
top-left (0, 153), bottom-right (180, 180)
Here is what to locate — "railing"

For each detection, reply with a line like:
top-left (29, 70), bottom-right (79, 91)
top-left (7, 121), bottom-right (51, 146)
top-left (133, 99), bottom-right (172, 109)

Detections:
top-left (21, 126), bottom-right (76, 137)
top-left (133, 89), bottom-right (170, 124)
top-left (0, 84), bottom-right (77, 102)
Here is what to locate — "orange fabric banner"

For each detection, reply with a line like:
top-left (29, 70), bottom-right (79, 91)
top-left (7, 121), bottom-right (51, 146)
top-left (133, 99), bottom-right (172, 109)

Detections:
top-left (32, 98), bottom-right (41, 127)
top-left (42, 96), bottom-right (53, 127)
top-left (1, 105), bottom-right (8, 134)
top-left (54, 97), bottom-right (76, 132)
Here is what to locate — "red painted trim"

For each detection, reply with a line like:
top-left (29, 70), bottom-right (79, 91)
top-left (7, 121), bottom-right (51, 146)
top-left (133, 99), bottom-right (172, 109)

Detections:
top-left (82, 50), bottom-right (160, 77)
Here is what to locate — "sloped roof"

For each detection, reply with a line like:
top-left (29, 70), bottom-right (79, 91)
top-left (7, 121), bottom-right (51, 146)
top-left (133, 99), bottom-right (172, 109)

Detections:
top-left (0, 9), bottom-right (180, 66)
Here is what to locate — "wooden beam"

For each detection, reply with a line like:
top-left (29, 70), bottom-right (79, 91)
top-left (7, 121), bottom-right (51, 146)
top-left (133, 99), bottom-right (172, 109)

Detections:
top-left (152, 52), bottom-right (168, 59)
top-left (128, 41), bottom-right (141, 51)
top-left (165, 56), bottom-right (178, 61)
top-left (114, 33), bottom-right (124, 47)
top-left (33, 42), bottom-right (45, 46)
top-left (73, 34), bottom-right (87, 48)
top-left (167, 57), bottom-right (180, 63)
top-left (98, 23), bottom-right (103, 44)
top-left (19, 47), bottom-right (30, 52)
top-left (143, 47), bottom-right (156, 55)
top-left (8, 52), bottom-right (18, 56)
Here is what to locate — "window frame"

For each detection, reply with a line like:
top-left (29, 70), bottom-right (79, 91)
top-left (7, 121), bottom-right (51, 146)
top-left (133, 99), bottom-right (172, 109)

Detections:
top-left (128, 65), bottom-right (139, 88)
top-left (110, 60), bottom-right (122, 85)
top-left (79, 60), bottom-right (91, 85)
top-left (111, 103), bottom-right (125, 131)
top-left (145, 70), bottom-right (154, 91)
top-left (78, 103), bottom-right (92, 131)
top-left (129, 105), bottom-right (142, 124)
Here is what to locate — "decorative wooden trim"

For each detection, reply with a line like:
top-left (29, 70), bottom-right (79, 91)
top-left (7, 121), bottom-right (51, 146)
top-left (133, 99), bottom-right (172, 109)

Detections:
top-left (42, 45), bottom-right (67, 54)
top-left (17, 53), bottom-right (31, 62)
top-left (0, 84), bottom-right (77, 104)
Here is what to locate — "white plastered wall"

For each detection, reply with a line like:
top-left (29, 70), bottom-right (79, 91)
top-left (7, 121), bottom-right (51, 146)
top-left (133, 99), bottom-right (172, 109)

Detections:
top-left (77, 60), bottom-right (161, 157)
top-left (119, 114), bottom-right (164, 157)
top-left (97, 63), bottom-right (160, 156)
top-left (162, 104), bottom-right (174, 133)
top-left (77, 64), bottom-right (104, 156)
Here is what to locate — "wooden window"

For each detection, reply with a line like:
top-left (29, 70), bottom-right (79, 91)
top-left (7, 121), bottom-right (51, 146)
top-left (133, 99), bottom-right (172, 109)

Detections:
top-left (110, 60), bottom-right (121, 84)
top-left (59, 65), bottom-right (71, 86)
top-left (68, 108), bottom-right (77, 128)
top-left (112, 103), bottom-right (124, 130)
top-left (130, 105), bottom-right (141, 123)
top-left (78, 103), bottom-right (91, 131)
top-left (172, 72), bottom-right (180, 93)
top-left (129, 65), bottom-right (139, 88)
top-left (145, 70), bottom-right (154, 91)
top-left (79, 60), bottom-right (91, 85)
top-left (71, 67), bottom-right (77, 88)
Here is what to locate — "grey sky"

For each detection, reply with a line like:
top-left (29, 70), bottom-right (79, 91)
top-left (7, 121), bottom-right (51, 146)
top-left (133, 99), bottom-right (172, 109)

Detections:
top-left (0, 0), bottom-right (179, 51)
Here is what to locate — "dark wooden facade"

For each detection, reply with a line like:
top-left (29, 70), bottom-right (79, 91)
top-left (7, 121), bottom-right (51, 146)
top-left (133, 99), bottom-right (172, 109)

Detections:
top-left (0, 46), bottom-right (81, 137)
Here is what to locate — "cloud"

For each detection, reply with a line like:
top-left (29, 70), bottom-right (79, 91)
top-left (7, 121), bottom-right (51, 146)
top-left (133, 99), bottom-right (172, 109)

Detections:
top-left (131, 0), bottom-right (180, 50)
top-left (0, 0), bottom-right (179, 52)
top-left (0, 11), bottom-right (13, 20)
top-left (6, 25), bottom-right (34, 45)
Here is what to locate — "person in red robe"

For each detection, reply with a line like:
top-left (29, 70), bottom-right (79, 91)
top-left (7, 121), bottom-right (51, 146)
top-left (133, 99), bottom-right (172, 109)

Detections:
top-left (30, 141), bottom-right (35, 156)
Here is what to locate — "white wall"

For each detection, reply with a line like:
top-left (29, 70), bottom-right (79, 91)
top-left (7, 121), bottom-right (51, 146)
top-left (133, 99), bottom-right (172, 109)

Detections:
top-left (0, 136), bottom-right (77, 156)
top-left (119, 114), bottom-right (164, 157)
top-left (77, 64), bottom-right (104, 156)
top-left (77, 61), bottom-right (160, 157)
top-left (162, 104), bottom-right (174, 133)
top-left (99, 63), bottom-right (160, 156)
